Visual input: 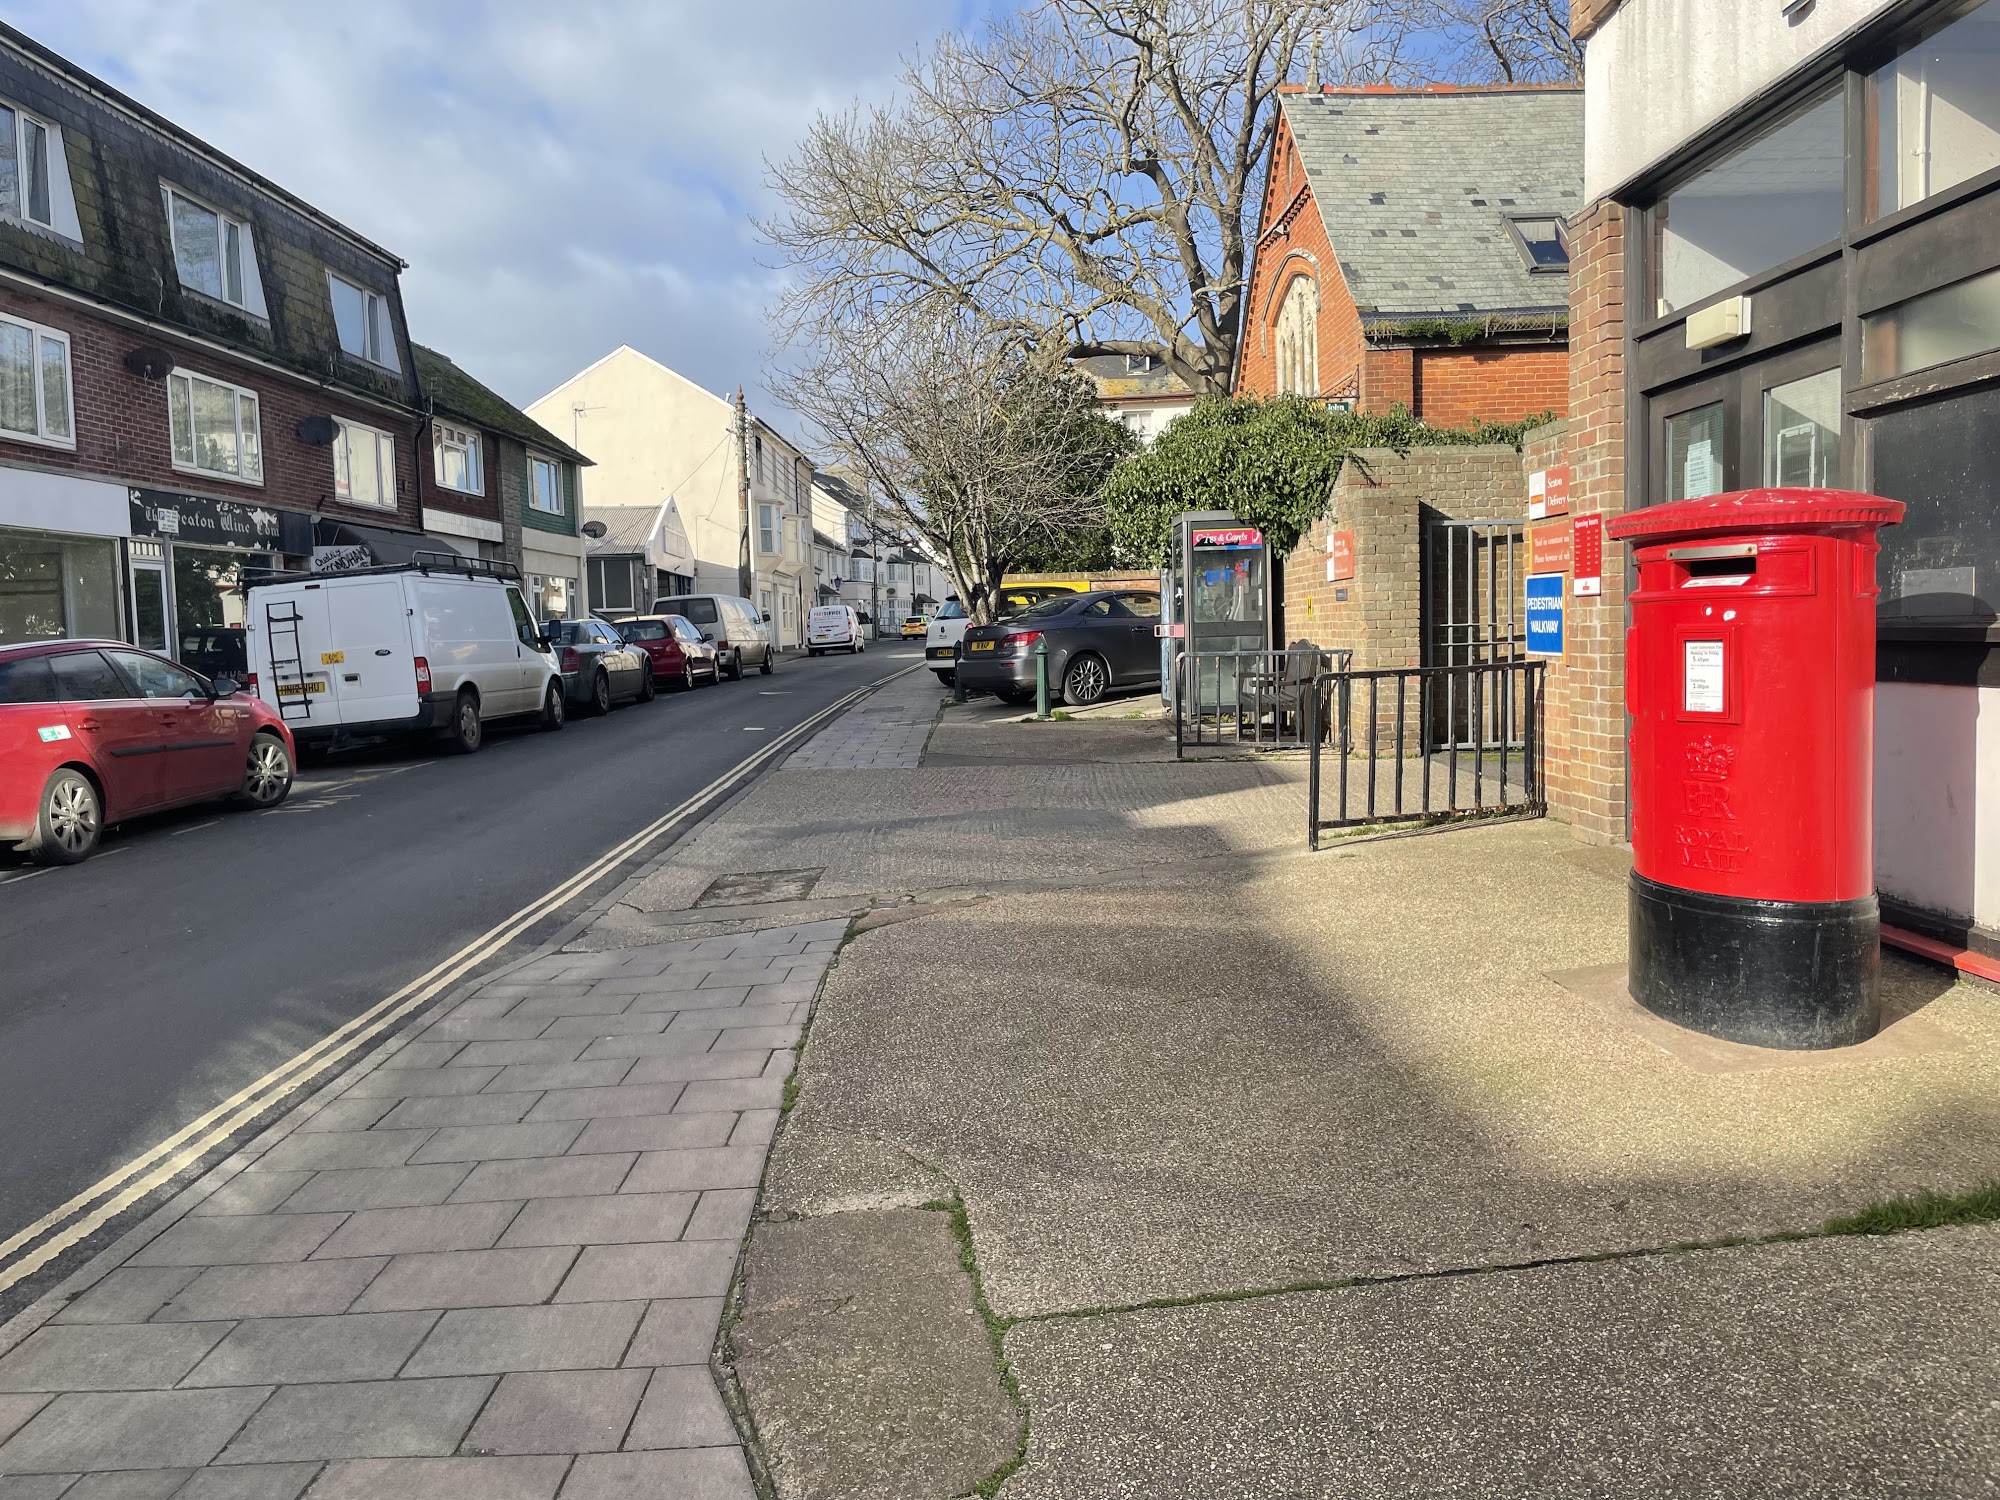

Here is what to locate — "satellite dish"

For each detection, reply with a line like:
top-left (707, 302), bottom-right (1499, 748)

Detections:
top-left (295, 415), bottom-right (339, 447)
top-left (123, 346), bottom-right (174, 380)
top-left (581, 520), bottom-right (609, 539)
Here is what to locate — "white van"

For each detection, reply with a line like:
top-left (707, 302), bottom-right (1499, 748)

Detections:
top-left (650, 593), bottom-right (774, 679)
top-left (806, 605), bottom-right (865, 655)
top-left (245, 554), bottom-right (564, 753)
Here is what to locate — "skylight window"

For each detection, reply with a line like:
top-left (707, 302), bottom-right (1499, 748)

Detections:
top-left (1510, 216), bottom-right (1570, 273)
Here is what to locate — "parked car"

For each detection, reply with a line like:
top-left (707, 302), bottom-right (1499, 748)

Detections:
top-left (651, 593), bottom-right (774, 679)
top-left (614, 614), bottom-right (721, 688)
top-left (807, 605), bottom-right (866, 655)
top-left (954, 589), bottom-right (1163, 706)
top-left (900, 615), bottom-right (929, 640)
top-left (179, 624), bottom-right (247, 683)
top-left (0, 640), bottom-right (295, 864)
top-left (546, 618), bottom-right (653, 714)
top-left (923, 587), bottom-right (1089, 687)
top-left (245, 555), bottom-right (563, 754)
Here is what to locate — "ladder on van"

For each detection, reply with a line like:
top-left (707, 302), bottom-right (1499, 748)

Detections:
top-left (264, 600), bottom-right (313, 723)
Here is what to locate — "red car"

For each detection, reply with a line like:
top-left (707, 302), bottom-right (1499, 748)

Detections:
top-left (0, 639), bottom-right (295, 865)
top-left (613, 615), bottom-right (721, 689)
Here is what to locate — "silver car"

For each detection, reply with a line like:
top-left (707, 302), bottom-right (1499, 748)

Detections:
top-left (546, 618), bottom-right (653, 715)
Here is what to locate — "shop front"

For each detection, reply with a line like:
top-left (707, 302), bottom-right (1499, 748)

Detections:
top-left (0, 471), bottom-right (128, 646)
top-left (524, 540), bottom-right (584, 623)
top-left (128, 487), bottom-right (312, 671)
top-left (1616, 0), bottom-right (2000, 956)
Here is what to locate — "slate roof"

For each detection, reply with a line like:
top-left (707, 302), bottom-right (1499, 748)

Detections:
top-left (1072, 354), bottom-right (1195, 400)
top-left (1279, 86), bottom-right (1583, 324)
top-left (415, 345), bottom-right (591, 466)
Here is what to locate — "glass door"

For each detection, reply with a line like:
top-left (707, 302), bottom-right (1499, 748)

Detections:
top-left (129, 552), bottom-right (170, 653)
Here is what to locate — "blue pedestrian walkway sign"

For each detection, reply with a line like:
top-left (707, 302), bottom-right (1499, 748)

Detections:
top-left (1525, 572), bottom-right (1565, 656)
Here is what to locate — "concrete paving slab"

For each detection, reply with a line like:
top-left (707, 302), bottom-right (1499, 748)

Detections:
top-left (309, 1203), bottom-right (520, 1261)
top-left (295, 1098), bottom-right (398, 1134)
top-left (372, 1094), bottom-right (542, 1131)
top-left (673, 1081), bottom-right (784, 1114)
top-left (732, 1210), bottom-right (1017, 1500)
top-left (619, 1149), bottom-right (765, 1195)
top-left (537, 1015), bottom-right (669, 1041)
top-left (254, 1132), bottom-right (433, 1174)
top-left (303, 1455), bottom-right (567, 1499)
top-left (622, 1367), bottom-right (734, 1449)
top-left (568, 1114), bottom-right (735, 1157)
top-left (554, 1244), bottom-right (737, 1303)
top-left (448, 1156), bottom-right (634, 1205)
top-left (620, 1053), bottom-right (768, 1086)
top-left (728, 1112), bottom-right (779, 1150)
top-left (190, 1174), bottom-right (317, 1219)
top-left (682, 1191), bottom-right (756, 1243)
top-left (156, 1260), bottom-right (390, 1322)
top-left (349, 1248), bottom-right (579, 1313)
top-left (0, 1393), bottom-right (49, 1446)
top-left (0, 1475), bottom-right (75, 1499)
top-left (62, 1471), bottom-right (195, 1499)
top-left (129, 1216), bottom-right (345, 1268)
top-left (174, 1465), bottom-right (320, 1500)
top-left (0, 1388), bottom-right (274, 1471)
top-left (461, 1369), bottom-right (649, 1456)
top-left (48, 1270), bottom-right (198, 1327)
top-left (181, 1312), bottom-right (438, 1387)
top-left (278, 1165), bottom-right (471, 1215)
top-left (446, 1040), bottom-right (590, 1068)
top-left (484, 1062), bottom-right (635, 1095)
top-left (402, 1303), bottom-right (642, 1378)
top-left (1000, 1227), bottom-right (2000, 1499)
top-left (621, 1301), bottom-right (721, 1368)
top-left (521, 1086), bottom-right (687, 1124)
top-left (215, 1378), bottom-right (492, 1464)
top-left (496, 1196), bottom-right (696, 1250)
top-left (407, 1123), bottom-right (586, 1166)
top-left (557, 1448), bottom-right (754, 1499)
top-left (338, 1067), bottom-right (502, 1100)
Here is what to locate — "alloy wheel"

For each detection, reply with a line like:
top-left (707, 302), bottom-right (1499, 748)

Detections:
top-left (47, 778), bottom-right (98, 856)
top-left (1065, 655), bottom-right (1108, 705)
top-left (244, 736), bottom-right (291, 805)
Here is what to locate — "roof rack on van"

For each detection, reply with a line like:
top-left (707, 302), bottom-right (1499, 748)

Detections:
top-left (245, 553), bottom-right (523, 589)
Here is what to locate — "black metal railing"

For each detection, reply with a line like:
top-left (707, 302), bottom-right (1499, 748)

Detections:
top-left (1175, 648), bottom-right (1354, 755)
top-left (1306, 661), bottom-right (1545, 847)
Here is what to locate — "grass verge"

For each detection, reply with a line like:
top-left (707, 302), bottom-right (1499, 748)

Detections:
top-left (1822, 1180), bottom-right (2000, 1236)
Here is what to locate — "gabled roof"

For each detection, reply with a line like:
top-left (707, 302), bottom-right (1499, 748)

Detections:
top-left (416, 345), bottom-right (591, 466)
top-left (1072, 354), bottom-right (1195, 401)
top-left (1278, 86), bottom-right (1582, 323)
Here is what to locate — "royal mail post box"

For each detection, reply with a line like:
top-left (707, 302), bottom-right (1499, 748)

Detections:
top-left (1608, 489), bottom-right (1903, 1049)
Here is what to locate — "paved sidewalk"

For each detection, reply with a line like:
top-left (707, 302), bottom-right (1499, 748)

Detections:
top-left (0, 916), bottom-right (843, 1498)
top-left (784, 668), bottom-right (937, 770)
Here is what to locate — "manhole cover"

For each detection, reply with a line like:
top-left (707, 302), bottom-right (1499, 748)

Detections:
top-left (694, 868), bottom-right (825, 906)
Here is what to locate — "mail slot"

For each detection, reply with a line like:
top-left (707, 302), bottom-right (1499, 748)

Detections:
top-left (1608, 488), bottom-right (1904, 1049)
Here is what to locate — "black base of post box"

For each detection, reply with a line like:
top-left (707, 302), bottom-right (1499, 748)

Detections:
top-left (1628, 872), bottom-right (1880, 1049)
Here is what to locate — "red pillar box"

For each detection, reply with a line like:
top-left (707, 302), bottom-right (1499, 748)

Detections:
top-left (1608, 489), bottom-right (1903, 1049)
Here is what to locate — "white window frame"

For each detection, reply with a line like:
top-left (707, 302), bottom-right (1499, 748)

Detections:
top-left (168, 367), bottom-right (263, 484)
top-left (164, 187), bottom-right (253, 311)
top-left (0, 311), bottom-right (74, 449)
top-left (327, 272), bottom-right (396, 369)
top-left (432, 421), bottom-right (484, 495)
top-left (0, 101), bottom-right (58, 230)
top-left (758, 504), bottom-right (778, 556)
top-left (332, 416), bottom-right (397, 510)
top-left (528, 453), bottom-right (564, 514)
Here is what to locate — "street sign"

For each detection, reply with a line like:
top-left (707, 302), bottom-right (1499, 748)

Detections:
top-left (1525, 572), bottom-right (1565, 656)
top-left (1327, 530), bottom-right (1355, 581)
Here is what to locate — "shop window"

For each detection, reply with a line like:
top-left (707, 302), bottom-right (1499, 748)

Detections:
top-left (1869, 383), bottom-right (2000, 626)
top-left (0, 529), bottom-right (120, 643)
top-left (0, 311), bottom-right (72, 447)
top-left (1861, 265), bottom-right (2000, 382)
top-left (1869, 0), bottom-right (2000, 217)
top-left (1655, 90), bottom-right (1844, 314)
top-left (1762, 370), bottom-right (1841, 487)
top-left (169, 368), bottom-right (262, 483)
top-left (333, 418), bottom-right (396, 509)
top-left (1665, 403), bottom-right (1727, 501)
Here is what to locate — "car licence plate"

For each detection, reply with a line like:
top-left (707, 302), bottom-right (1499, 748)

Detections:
top-left (967, 639), bottom-right (996, 652)
top-left (277, 679), bottom-right (328, 697)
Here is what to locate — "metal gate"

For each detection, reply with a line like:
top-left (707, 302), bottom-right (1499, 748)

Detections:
top-left (1422, 518), bottom-right (1527, 752)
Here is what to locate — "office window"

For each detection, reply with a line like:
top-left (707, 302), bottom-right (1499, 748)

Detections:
top-left (529, 454), bottom-right (564, 514)
top-left (1861, 265), bottom-right (2000, 382)
top-left (433, 422), bottom-right (483, 493)
top-left (328, 273), bottom-right (397, 369)
top-left (0, 101), bottom-right (56, 228)
top-left (169, 369), bottom-right (262, 482)
top-left (333, 418), bottom-right (396, 508)
top-left (0, 312), bottom-right (72, 446)
top-left (1870, 0), bottom-right (2000, 217)
top-left (1654, 90), bottom-right (1844, 313)
top-left (165, 188), bottom-right (252, 308)
top-left (1763, 370), bottom-right (1841, 488)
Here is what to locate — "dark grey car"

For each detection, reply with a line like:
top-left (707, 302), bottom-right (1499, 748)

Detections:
top-left (953, 589), bottom-right (1163, 707)
top-left (547, 618), bottom-right (653, 715)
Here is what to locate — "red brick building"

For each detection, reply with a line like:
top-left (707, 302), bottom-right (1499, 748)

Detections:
top-left (1235, 84), bottom-right (1581, 426)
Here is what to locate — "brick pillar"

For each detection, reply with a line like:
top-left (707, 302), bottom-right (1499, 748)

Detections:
top-left (1543, 198), bottom-right (1628, 845)
top-left (1360, 346), bottom-right (1414, 415)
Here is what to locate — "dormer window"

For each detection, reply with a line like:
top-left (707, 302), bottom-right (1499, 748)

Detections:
top-left (1509, 216), bottom-right (1570, 272)
top-left (1123, 353), bottom-right (1160, 374)
top-left (329, 273), bottom-right (398, 370)
top-left (0, 103), bottom-right (55, 228)
top-left (165, 188), bottom-right (258, 310)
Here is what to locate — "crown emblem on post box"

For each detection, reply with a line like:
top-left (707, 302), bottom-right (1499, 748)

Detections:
top-left (1686, 736), bottom-right (1735, 782)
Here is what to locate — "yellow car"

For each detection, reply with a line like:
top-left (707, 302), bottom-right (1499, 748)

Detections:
top-left (901, 616), bottom-right (929, 639)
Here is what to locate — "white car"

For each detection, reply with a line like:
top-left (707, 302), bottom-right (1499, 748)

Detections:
top-left (807, 604), bottom-right (866, 655)
top-left (244, 554), bottom-right (564, 753)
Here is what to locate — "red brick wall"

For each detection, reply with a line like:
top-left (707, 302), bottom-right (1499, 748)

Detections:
top-left (1414, 346), bottom-right (1570, 427)
top-left (1359, 347), bottom-right (1414, 415)
top-left (416, 424), bottom-right (500, 526)
top-left (0, 284), bottom-right (421, 533)
top-left (1541, 200), bottom-right (1629, 845)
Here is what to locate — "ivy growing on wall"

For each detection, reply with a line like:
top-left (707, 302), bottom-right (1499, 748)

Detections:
top-left (1102, 395), bottom-right (1555, 565)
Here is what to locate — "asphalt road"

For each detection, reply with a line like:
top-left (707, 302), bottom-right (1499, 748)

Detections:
top-left (0, 644), bottom-right (918, 1319)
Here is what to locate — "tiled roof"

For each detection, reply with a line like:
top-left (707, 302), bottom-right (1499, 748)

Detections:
top-left (415, 345), bottom-right (591, 465)
top-left (1279, 87), bottom-right (1583, 321)
top-left (1072, 354), bottom-right (1195, 400)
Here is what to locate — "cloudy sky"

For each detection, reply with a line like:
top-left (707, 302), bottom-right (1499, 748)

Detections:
top-left (12, 0), bottom-right (976, 425)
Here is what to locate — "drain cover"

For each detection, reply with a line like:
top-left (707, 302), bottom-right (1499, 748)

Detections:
top-left (694, 868), bottom-right (825, 906)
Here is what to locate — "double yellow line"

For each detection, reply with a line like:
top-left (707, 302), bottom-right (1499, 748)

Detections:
top-left (0, 669), bottom-right (912, 1300)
